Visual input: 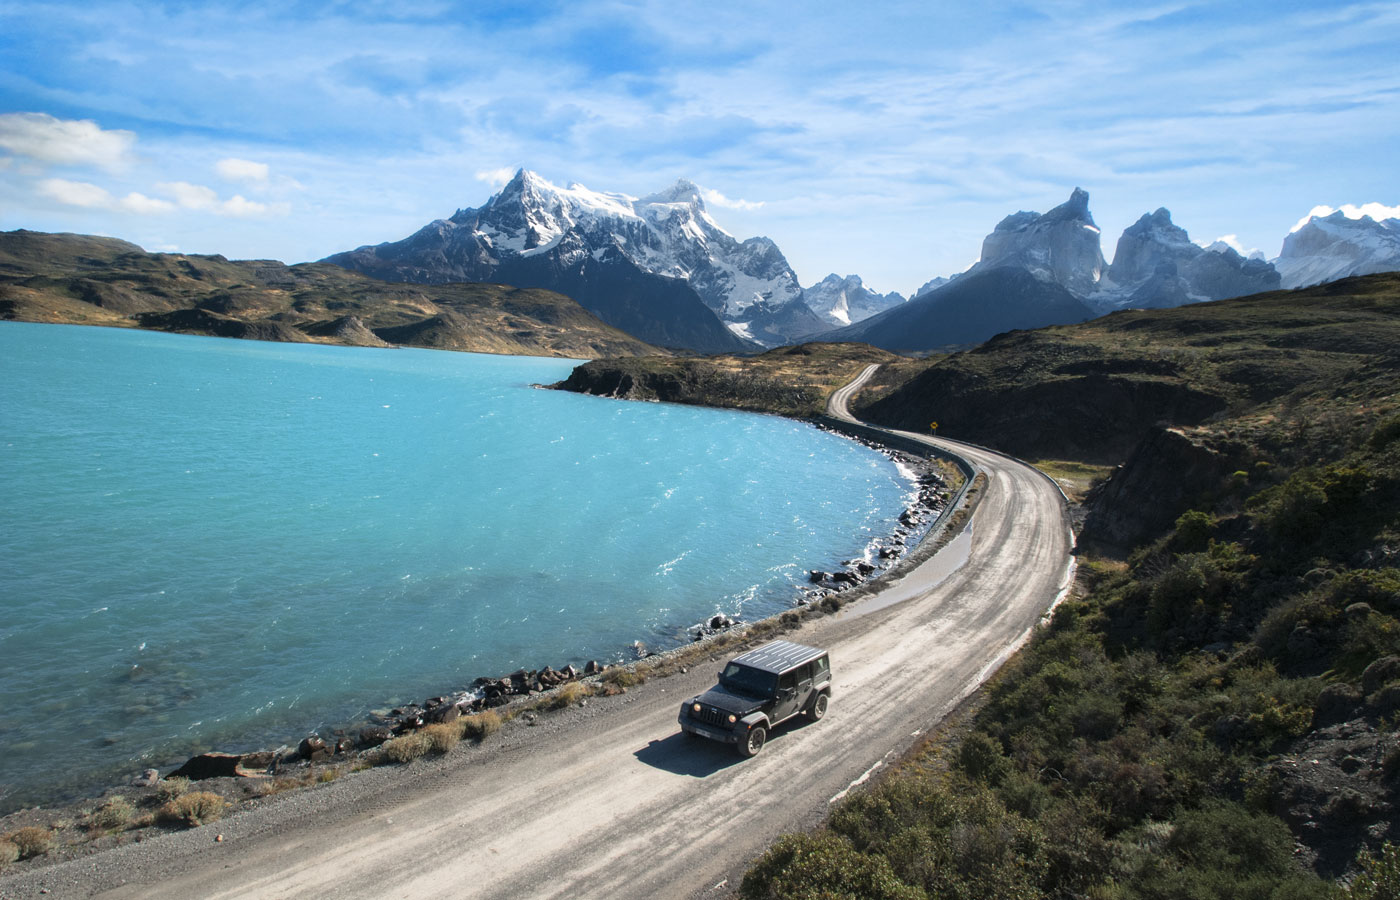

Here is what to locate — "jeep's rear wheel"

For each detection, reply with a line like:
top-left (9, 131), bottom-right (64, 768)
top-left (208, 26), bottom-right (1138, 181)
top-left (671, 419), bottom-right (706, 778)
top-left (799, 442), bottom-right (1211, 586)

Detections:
top-left (808, 691), bottom-right (829, 721)
top-left (738, 724), bottom-right (766, 758)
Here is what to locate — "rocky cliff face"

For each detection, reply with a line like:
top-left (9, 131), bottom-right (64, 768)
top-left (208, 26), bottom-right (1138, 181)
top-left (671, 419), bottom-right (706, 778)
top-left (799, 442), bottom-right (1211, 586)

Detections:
top-left (892, 195), bottom-right (1283, 354)
top-left (1079, 427), bottom-right (1232, 551)
top-left (1099, 208), bottom-right (1279, 312)
top-left (976, 188), bottom-right (1106, 297)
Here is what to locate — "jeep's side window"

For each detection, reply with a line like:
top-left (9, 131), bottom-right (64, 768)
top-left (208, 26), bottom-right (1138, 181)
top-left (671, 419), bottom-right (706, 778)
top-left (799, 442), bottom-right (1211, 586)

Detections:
top-left (797, 664), bottom-right (813, 692)
top-left (813, 656), bottom-right (829, 678)
top-left (779, 671), bottom-right (796, 692)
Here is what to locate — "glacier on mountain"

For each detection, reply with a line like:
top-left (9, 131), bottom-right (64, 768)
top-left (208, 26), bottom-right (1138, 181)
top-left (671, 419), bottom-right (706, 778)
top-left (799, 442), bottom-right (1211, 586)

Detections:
top-left (800, 274), bottom-right (906, 328)
top-left (1274, 210), bottom-right (1400, 289)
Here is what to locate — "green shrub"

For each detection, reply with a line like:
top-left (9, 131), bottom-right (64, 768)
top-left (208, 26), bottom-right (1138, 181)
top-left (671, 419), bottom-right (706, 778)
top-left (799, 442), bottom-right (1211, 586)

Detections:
top-left (158, 791), bottom-right (228, 827)
top-left (86, 796), bottom-right (135, 833)
top-left (5, 826), bottom-right (52, 859)
top-left (956, 732), bottom-right (1010, 785)
top-left (154, 775), bottom-right (191, 803)
top-left (1171, 510), bottom-right (1214, 553)
top-left (741, 832), bottom-right (925, 900)
top-left (1348, 841), bottom-right (1400, 899)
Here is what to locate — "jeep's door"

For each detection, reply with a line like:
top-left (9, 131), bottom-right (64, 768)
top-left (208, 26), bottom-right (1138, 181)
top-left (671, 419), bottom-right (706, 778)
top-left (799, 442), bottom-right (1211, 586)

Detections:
top-left (795, 663), bottom-right (814, 706)
top-left (772, 670), bottom-right (801, 723)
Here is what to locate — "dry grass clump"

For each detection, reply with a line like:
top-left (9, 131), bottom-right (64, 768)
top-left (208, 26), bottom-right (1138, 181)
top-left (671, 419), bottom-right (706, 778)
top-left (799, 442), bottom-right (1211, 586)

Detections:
top-left (422, 722), bottom-right (461, 754)
top-left (460, 710), bottom-right (502, 741)
top-left (4, 826), bottom-right (53, 860)
top-left (157, 791), bottom-right (228, 828)
top-left (601, 667), bottom-right (646, 691)
top-left (371, 709), bottom-right (503, 766)
top-left (376, 732), bottom-right (433, 765)
top-left (0, 837), bottom-right (19, 869)
top-left (535, 681), bottom-right (592, 711)
top-left (85, 796), bottom-right (136, 833)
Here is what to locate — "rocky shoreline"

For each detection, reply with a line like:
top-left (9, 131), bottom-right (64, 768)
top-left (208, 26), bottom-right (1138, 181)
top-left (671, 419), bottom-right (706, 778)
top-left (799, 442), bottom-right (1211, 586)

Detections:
top-left (158, 445), bottom-right (953, 777)
top-left (0, 432), bottom-right (958, 860)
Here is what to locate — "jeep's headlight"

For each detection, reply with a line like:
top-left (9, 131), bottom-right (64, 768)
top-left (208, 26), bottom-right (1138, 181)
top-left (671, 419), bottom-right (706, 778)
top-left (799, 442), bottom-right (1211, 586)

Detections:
top-left (727, 714), bottom-right (737, 724)
top-left (692, 703), bottom-right (701, 713)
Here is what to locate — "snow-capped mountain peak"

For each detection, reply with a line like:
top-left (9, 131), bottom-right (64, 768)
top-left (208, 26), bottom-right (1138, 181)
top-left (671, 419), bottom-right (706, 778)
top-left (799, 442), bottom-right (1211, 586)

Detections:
top-left (1276, 208), bottom-right (1400, 288)
top-left (431, 169), bottom-right (799, 319)
top-left (801, 273), bottom-right (906, 328)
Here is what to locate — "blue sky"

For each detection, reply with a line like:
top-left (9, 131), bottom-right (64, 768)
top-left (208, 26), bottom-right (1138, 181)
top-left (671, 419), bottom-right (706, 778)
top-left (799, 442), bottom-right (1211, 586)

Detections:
top-left (1, 0), bottom-right (1397, 295)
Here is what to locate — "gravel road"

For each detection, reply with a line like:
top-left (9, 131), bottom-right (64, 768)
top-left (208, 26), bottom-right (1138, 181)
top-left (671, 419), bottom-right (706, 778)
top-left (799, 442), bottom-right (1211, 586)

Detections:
top-left (1, 369), bottom-right (1073, 900)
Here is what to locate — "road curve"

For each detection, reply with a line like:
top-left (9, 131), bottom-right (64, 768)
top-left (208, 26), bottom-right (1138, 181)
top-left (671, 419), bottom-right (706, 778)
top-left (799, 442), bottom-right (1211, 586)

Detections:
top-left (3, 370), bottom-right (1073, 900)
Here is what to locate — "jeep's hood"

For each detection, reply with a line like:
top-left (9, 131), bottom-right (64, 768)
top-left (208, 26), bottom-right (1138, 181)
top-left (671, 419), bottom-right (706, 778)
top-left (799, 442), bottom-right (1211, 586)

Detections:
top-left (695, 685), bottom-right (765, 716)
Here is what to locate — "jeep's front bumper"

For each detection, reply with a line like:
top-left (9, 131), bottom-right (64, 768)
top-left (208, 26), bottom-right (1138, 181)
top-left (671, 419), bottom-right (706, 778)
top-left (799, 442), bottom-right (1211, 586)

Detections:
top-left (678, 712), bottom-right (743, 744)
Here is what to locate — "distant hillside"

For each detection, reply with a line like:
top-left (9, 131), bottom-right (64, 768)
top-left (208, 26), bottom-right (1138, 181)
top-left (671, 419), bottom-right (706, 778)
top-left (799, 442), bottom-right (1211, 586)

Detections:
top-left (855, 272), bottom-right (1400, 464)
top-left (0, 230), bottom-right (663, 359)
top-left (819, 266), bottom-right (1096, 353)
top-left (554, 342), bottom-right (913, 418)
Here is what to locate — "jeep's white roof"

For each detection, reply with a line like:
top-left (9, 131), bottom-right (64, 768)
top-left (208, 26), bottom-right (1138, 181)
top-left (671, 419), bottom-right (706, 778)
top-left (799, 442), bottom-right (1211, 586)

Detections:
top-left (730, 640), bottom-right (826, 674)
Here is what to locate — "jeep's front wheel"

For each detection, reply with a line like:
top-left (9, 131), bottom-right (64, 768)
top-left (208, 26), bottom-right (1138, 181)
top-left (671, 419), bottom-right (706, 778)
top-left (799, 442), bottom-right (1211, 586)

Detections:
top-left (808, 691), bottom-right (829, 721)
top-left (738, 724), bottom-right (766, 758)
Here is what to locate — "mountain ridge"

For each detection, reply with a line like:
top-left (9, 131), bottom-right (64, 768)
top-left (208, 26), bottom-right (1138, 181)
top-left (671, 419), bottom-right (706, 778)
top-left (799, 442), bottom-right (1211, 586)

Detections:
top-left (0, 229), bottom-right (664, 359)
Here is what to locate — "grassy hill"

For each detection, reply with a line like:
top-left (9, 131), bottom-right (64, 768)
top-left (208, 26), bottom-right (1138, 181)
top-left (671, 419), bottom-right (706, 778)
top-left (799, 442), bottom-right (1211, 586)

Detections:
top-left (853, 273), bottom-right (1400, 464)
top-left (0, 230), bottom-right (663, 359)
top-left (736, 274), bottom-right (1400, 897)
top-left (553, 342), bottom-right (922, 417)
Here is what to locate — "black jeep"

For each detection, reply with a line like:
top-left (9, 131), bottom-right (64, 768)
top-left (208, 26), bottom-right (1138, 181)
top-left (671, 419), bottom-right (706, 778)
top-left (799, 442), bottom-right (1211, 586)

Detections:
top-left (677, 640), bottom-right (831, 757)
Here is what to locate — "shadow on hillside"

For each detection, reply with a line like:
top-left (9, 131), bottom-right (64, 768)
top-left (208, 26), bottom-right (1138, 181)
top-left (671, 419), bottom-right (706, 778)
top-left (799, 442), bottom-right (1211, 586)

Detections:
top-left (633, 732), bottom-right (745, 777)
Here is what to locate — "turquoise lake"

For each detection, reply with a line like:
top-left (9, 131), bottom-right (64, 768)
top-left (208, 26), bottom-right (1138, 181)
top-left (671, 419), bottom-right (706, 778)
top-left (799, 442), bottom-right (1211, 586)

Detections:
top-left (0, 322), bottom-right (912, 810)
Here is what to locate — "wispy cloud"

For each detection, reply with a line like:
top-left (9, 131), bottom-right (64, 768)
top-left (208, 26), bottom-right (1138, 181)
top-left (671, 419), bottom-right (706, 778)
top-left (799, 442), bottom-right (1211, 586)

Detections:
top-left (216, 158), bottom-right (270, 184)
top-left (702, 188), bottom-right (763, 211)
top-left (474, 167), bottom-right (517, 188)
top-left (39, 178), bottom-right (174, 213)
top-left (1, 1), bottom-right (1397, 284)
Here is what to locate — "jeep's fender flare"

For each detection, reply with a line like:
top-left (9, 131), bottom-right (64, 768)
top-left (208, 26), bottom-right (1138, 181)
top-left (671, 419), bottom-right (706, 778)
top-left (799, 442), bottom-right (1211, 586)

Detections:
top-left (740, 712), bottom-right (769, 731)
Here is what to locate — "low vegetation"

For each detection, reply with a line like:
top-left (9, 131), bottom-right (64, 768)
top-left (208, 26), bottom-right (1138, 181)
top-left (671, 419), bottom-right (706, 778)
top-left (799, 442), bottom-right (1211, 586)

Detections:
top-left (83, 797), bottom-right (136, 834)
top-left (157, 791), bottom-right (228, 828)
top-left (743, 275), bottom-right (1400, 897)
top-left (3, 826), bottom-right (54, 860)
top-left (554, 342), bottom-right (921, 417)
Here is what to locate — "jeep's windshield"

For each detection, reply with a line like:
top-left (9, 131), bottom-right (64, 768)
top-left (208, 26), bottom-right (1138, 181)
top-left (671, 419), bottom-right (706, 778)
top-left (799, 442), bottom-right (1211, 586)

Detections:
top-left (720, 663), bottom-right (776, 697)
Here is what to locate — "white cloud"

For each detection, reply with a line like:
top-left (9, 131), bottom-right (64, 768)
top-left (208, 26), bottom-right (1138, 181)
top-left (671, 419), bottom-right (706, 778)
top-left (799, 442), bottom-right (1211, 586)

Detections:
top-left (1291, 202), bottom-right (1400, 232)
top-left (216, 157), bottom-right (271, 183)
top-left (474, 167), bottom-right (517, 188)
top-left (221, 194), bottom-right (290, 217)
top-left (37, 178), bottom-right (174, 213)
top-left (159, 180), bottom-right (220, 210)
top-left (38, 178), bottom-right (115, 208)
top-left (0, 113), bottom-right (136, 171)
top-left (119, 192), bottom-right (175, 214)
top-left (701, 188), bottom-right (764, 211)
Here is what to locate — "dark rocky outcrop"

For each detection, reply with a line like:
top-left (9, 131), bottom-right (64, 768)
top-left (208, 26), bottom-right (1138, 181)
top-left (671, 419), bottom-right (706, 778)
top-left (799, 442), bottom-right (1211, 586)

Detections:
top-left (1079, 428), bottom-right (1231, 552)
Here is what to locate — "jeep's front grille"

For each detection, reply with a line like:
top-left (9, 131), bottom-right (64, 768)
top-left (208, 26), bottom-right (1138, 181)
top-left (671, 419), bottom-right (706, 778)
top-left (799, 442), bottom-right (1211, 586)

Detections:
top-left (693, 706), bottom-right (733, 729)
